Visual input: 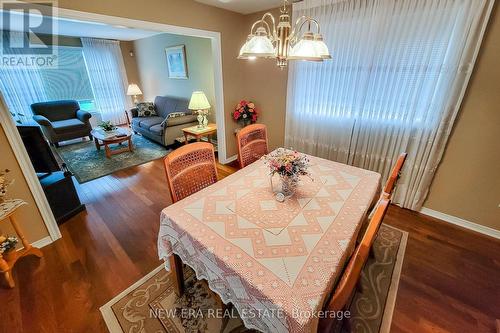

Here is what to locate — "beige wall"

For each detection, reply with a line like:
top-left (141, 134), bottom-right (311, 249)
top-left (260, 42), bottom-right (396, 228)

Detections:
top-left (133, 33), bottom-right (216, 122)
top-left (120, 41), bottom-right (141, 99)
top-left (423, 4), bottom-right (500, 231)
top-left (0, 126), bottom-right (48, 244)
top-left (241, 8), bottom-right (289, 151)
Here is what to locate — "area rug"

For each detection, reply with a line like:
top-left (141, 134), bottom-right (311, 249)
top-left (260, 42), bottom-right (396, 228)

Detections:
top-left (100, 224), bottom-right (407, 333)
top-left (54, 135), bottom-right (171, 183)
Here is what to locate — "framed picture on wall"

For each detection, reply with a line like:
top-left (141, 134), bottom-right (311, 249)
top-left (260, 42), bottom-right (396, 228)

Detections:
top-left (165, 45), bottom-right (188, 79)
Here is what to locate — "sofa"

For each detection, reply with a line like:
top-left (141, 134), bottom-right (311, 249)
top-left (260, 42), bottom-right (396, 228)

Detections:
top-left (31, 100), bottom-right (92, 147)
top-left (130, 96), bottom-right (198, 146)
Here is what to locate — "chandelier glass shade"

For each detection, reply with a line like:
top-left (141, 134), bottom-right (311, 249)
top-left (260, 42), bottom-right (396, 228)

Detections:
top-left (238, 0), bottom-right (331, 68)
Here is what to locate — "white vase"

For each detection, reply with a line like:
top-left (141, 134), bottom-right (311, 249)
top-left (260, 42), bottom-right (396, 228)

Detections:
top-left (197, 113), bottom-right (204, 128)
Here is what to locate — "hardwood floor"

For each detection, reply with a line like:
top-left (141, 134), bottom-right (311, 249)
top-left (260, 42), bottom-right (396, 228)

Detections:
top-left (0, 158), bottom-right (498, 333)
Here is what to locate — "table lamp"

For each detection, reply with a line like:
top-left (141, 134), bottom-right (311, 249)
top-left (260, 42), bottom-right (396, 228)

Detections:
top-left (188, 91), bottom-right (211, 128)
top-left (127, 84), bottom-right (143, 104)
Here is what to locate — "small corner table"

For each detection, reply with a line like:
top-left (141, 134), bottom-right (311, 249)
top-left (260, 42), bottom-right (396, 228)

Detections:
top-left (182, 123), bottom-right (217, 145)
top-left (91, 127), bottom-right (133, 158)
top-left (0, 199), bottom-right (43, 288)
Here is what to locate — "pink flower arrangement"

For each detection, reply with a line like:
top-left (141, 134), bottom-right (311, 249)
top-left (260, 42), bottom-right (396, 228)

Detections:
top-left (264, 148), bottom-right (310, 178)
top-left (232, 100), bottom-right (259, 125)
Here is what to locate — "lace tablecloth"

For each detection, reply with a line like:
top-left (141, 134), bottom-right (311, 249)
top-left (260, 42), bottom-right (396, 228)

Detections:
top-left (158, 153), bottom-right (380, 332)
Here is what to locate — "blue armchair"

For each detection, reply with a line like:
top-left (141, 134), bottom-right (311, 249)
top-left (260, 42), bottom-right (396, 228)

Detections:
top-left (31, 100), bottom-right (92, 147)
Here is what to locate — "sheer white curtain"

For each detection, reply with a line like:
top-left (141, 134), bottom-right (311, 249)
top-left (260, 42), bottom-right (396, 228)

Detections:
top-left (285, 0), bottom-right (493, 210)
top-left (0, 32), bottom-right (48, 123)
top-left (81, 38), bottom-right (130, 124)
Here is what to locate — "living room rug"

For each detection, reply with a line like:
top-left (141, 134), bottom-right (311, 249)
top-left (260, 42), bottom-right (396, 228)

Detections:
top-left (100, 224), bottom-right (407, 333)
top-left (55, 135), bottom-right (171, 183)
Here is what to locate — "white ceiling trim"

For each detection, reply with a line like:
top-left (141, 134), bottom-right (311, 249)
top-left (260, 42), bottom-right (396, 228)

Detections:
top-left (195, 0), bottom-right (287, 15)
top-left (0, 10), bottom-right (161, 40)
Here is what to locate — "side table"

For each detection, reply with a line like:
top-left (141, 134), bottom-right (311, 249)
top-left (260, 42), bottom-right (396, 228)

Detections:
top-left (0, 199), bottom-right (43, 288)
top-left (182, 123), bottom-right (217, 145)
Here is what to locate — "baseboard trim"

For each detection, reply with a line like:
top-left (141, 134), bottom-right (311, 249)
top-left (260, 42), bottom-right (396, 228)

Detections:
top-left (32, 236), bottom-right (53, 249)
top-left (222, 154), bottom-right (238, 164)
top-left (420, 207), bottom-right (500, 240)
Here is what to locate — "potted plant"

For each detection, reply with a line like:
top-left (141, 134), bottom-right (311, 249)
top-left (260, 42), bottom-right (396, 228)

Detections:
top-left (0, 169), bottom-right (14, 204)
top-left (0, 235), bottom-right (19, 261)
top-left (232, 100), bottom-right (259, 127)
top-left (98, 121), bottom-right (116, 132)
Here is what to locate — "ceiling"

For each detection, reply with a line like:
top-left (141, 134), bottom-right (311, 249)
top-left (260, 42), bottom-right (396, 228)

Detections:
top-left (195, 0), bottom-right (289, 15)
top-left (0, 10), bottom-right (161, 41)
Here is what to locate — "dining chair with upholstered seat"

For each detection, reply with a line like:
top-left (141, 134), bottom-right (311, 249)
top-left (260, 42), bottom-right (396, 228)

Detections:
top-left (383, 152), bottom-right (408, 199)
top-left (236, 124), bottom-right (269, 168)
top-left (163, 142), bottom-right (218, 203)
top-left (318, 197), bottom-right (391, 332)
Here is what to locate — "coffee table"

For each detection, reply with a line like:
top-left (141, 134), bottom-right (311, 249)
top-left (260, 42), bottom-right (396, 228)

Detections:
top-left (91, 127), bottom-right (133, 158)
top-left (182, 123), bottom-right (217, 145)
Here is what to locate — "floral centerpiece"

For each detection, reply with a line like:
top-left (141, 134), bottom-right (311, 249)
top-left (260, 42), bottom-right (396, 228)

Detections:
top-left (232, 100), bottom-right (258, 126)
top-left (0, 235), bottom-right (18, 260)
top-left (264, 148), bottom-right (310, 198)
top-left (98, 120), bottom-right (116, 132)
top-left (0, 169), bottom-right (14, 204)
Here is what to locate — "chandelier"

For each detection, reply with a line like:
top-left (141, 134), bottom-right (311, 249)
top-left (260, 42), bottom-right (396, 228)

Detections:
top-left (238, 0), bottom-right (331, 69)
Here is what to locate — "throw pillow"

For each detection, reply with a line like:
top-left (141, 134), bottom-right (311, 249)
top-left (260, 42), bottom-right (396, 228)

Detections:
top-left (168, 112), bottom-right (186, 118)
top-left (160, 112), bottom-right (187, 127)
top-left (136, 102), bottom-right (157, 117)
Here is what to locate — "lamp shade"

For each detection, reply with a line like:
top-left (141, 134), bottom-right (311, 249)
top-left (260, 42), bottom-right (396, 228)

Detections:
top-left (288, 32), bottom-right (323, 61)
top-left (189, 91), bottom-right (211, 110)
top-left (127, 84), bottom-right (143, 96)
top-left (238, 27), bottom-right (275, 59)
top-left (313, 34), bottom-right (332, 60)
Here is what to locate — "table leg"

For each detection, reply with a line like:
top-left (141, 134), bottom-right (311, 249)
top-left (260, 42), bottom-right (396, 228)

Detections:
top-left (184, 133), bottom-right (189, 145)
top-left (0, 254), bottom-right (14, 288)
top-left (170, 254), bottom-right (185, 297)
top-left (9, 215), bottom-right (43, 259)
top-left (128, 137), bottom-right (133, 152)
top-left (105, 144), bottom-right (111, 158)
top-left (94, 138), bottom-right (100, 150)
top-left (196, 136), bottom-right (201, 142)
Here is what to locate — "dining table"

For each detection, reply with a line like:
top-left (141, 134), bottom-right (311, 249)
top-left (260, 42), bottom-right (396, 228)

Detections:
top-left (158, 150), bottom-right (381, 333)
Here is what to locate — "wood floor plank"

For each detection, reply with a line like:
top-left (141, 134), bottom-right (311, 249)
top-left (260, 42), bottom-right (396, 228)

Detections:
top-left (0, 158), bottom-right (498, 333)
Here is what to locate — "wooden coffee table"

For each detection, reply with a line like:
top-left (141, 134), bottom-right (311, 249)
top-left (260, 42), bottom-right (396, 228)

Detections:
top-left (182, 123), bottom-right (217, 145)
top-left (91, 127), bottom-right (133, 158)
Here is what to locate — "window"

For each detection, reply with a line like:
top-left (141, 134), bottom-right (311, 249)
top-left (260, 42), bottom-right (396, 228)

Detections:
top-left (38, 46), bottom-right (96, 110)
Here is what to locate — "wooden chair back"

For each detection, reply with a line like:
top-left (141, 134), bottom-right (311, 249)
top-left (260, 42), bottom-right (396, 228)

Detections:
top-left (319, 198), bottom-right (391, 332)
top-left (383, 153), bottom-right (408, 199)
top-left (236, 124), bottom-right (269, 168)
top-left (163, 142), bottom-right (218, 203)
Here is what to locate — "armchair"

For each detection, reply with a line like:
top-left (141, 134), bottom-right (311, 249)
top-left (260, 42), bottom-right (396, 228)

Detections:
top-left (31, 100), bottom-right (92, 147)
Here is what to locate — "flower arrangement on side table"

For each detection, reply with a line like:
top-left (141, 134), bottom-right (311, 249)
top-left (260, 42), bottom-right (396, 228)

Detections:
top-left (232, 100), bottom-right (259, 127)
top-left (263, 148), bottom-right (310, 200)
top-left (0, 235), bottom-right (19, 261)
top-left (0, 169), bottom-right (14, 204)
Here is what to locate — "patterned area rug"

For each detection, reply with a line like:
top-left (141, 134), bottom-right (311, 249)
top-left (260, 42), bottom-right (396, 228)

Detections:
top-left (101, 224), bottom-right (407, 333)
top-left (54, 135), bottom-right (170, 183)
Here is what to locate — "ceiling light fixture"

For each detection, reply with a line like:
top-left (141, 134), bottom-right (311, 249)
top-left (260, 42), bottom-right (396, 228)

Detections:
top-left (238, 0), bottom-right (331, 68)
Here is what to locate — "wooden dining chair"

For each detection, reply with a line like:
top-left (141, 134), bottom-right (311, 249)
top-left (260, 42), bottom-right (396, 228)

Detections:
top-left (163, 142), bottom-right (218, 203)
top-left (236, 124), bottom-right (269, 168)
top-left (318, 197), bottom-right (391, 332)
top-left (383, 152), bottom-right (408, 199)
